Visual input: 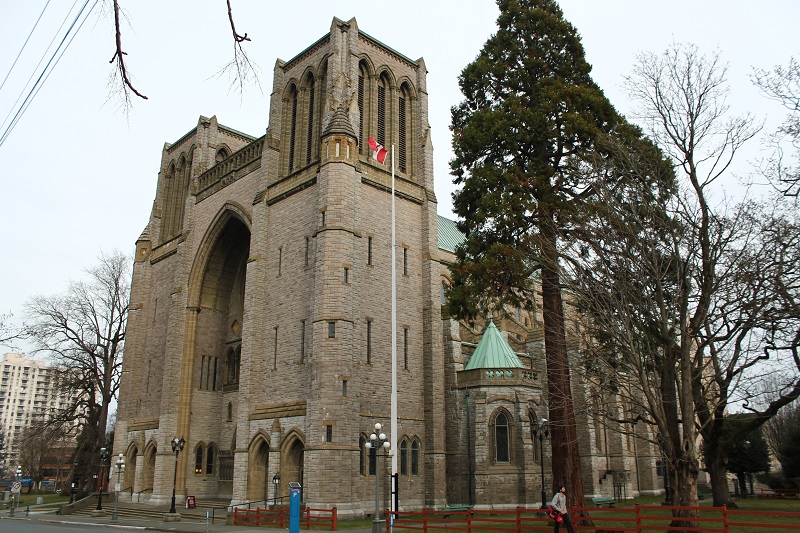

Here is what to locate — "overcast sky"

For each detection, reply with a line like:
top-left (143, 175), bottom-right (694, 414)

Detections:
top-left (1, 0), bottom-right (797, 354)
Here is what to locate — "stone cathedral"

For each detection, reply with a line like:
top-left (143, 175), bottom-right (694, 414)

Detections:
top-left (114, 18), bottom-right (663, 517)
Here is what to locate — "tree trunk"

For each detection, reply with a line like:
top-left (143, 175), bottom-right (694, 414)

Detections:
top-left (540, 214), bottom-right (586, 514)
top-left (737, 472), bottom-right (748, 499)
top-left (705, 440), bottom-right (735, 507)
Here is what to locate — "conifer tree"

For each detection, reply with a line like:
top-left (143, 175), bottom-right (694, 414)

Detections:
top-left (448, 0), bottom-right (640, 509)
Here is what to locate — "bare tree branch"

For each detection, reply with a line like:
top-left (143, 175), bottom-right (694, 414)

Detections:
top-left (106, 0), bottom-right (147, 117)
top-left (217, 0), bottom-right (261, 97)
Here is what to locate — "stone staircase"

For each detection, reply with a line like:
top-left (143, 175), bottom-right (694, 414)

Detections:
top-left (69, 498), bottom-right (232, 523)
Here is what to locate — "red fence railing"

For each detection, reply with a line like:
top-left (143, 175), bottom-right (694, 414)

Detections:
top-left (233, 506), bottom-right (338, 529)
top-left (388, 505), bottom-right (800, 533)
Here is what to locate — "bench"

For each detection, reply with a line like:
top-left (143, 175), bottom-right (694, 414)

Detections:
top-left (592, 497), bottom-right (615, 508)
top-left (437, 505), bottom-right (474, 518)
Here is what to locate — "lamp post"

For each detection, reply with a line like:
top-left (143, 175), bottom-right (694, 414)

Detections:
top-left (662, 455), bottom-right (673, 505)
top-left (11, 466), bottom-right (21, 516)
top-left (69, 461), bottom-right (78, 504)
top-left (111, 453), bottom-right (125, 522)
top-left (96, 448), bottom-right (109, 511)
top-left (272, 472), bottom-right (281, 506)
top-left (169, 436), bottom-right (186, 514)
top-left (531, 418), bottom-right (549, 509)
top-left (631, 417), bottom-right (641, 496)
top-left (365, 422), bottom-right (391, 533)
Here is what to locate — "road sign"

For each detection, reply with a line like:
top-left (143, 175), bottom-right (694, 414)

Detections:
top-left (11, 482), bottom-right (21, 494)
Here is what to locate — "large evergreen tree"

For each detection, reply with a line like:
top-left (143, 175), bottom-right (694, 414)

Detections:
top-left (448, 0), bottom-right (641, 510)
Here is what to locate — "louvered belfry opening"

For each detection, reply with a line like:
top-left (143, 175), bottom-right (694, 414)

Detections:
top-left (306, 74), bottom-right (315, 164)
top-left (377, 83), bottom-right (386, 147)
top-left (358, 73), bottom-right (365, 154)
top-left (289, 87), bottom-right (298, 173)
top-left (398, 95), bottom-right (407, 173)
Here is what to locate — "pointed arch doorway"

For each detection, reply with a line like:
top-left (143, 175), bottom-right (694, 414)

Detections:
top-left (283, 436), bottom-right (305, 502)
top-left (247, 435), bottom-right (270, 501)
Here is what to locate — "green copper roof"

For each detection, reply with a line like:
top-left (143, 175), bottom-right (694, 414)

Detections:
top-left (464, 319), bottom-right (524, 370)
top-left (437, 215), bottom-right (465, 253)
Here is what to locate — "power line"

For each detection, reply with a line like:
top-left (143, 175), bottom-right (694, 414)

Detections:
top-left (0, 0), bottom-right (53, 93)
top-left (0, 0), bottom-right (81, 140)
top-left (0, 0), bottom-right (98, 149)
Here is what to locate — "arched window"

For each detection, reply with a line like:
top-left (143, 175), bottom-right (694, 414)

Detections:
top-left (400, 439), bottom-right (408, 475)
top-left (359, 436), bottom-right (366, 476)
top-left (411, 439), bottom-right (420, 475)
top-left (195, 446), bottom-right (204, 474)
top-left (494, 411), bottom-right (511, 463)
top-left (206, 445), bottom-right (215, 475)
top-left (215, 148), bottom-right (229, 162)
top-left (225, 346), bottom-right (241, 387)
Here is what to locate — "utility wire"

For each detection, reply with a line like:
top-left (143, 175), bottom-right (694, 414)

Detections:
top-left (0, 1), bottom-right (99, 149)
top-left (0, 0), bottom-right (53, 93)
top-left (0, 0), bottom-right (81, 138)
top-left (0, 0), bottom-right (97, 148)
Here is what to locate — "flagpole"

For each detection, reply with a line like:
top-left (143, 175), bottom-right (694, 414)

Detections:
top-left (390, 144), bottom-right (398, 515)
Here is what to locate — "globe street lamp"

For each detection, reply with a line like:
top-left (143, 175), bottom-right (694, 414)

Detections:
top-left (96, 448), bottom-right (110, 511)
top-left (531, 418), bottom-right (549, 509)
top-left (365, 422), bottom-right (391, 533)
top-left (111, 453), bottom-right (125, 522)
top-left (169, 436), bottom-right (186, 514)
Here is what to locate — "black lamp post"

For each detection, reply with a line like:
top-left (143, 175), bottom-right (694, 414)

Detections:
top-left (169, 436), bottom-right (186, 514)
top-left (69, 461), bottom-right (78, 504)
top-left (365, 422), bottom-right (391, 533)
top-left (111, 453), bottom-right (125, 522)
top-left (531, 418), bottom-right (550, 509)
top-left (96, 448), bottom-right (109, 511)
top-left (662, 455), bottom-right (673, 505)
top-left (272, 472), bottom-right (281, 506)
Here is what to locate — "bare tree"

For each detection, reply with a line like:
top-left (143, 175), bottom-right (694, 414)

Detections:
top-left (18, 420), bottom-right (67, 491)
top-left (0, 312), bottom-right (27, 349)
top-left (752, 57), bottom-right (800, 197)
top-left (26, 250), bottom-right (130, 474)
top-left (569, 43), bottom-right (800, 513)
top-left (624, 42), bottom-right (762, 509)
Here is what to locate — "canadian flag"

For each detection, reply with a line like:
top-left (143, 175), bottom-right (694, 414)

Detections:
top-left (368, 137), bottom-right (388, 164)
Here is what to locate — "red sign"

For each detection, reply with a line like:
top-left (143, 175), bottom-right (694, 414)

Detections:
top-left (187, 495), bottom-right (196, 509)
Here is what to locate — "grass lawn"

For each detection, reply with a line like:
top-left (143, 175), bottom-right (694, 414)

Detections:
top-left (332, 497), bottom-right (800, 532)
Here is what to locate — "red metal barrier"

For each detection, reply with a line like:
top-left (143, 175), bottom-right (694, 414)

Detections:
top-left (388, 505), bottom-right (800, 533)
top-left (233, 506), bottom-right (338, 530)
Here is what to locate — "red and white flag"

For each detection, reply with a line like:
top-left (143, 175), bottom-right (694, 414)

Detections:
top-left (368, 137), bottom-right (388, 164)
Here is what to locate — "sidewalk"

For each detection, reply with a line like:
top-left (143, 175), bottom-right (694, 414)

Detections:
top-left (3, 509), bottom-right (373, 533)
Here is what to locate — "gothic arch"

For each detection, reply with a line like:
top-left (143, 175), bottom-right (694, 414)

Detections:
top-left (142, 440), bottom-right (157, 492)
top-left (280, 429), bottom-right (305, 501)
top-left (247, 431), bottom-right (271, 501)
top-left (124, 443), bottom-right (138, 491)
top-left (186, 203), bottom-right (252, 309)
